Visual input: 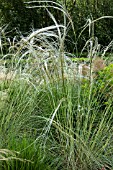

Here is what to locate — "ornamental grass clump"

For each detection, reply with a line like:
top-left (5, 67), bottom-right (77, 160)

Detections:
top-left (0, 1), bottom-right (113, 170)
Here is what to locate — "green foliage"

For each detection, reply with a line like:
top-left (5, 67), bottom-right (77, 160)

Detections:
top-left (1, 0), bottom-right (113, 52)
top-left (0, 78), bottom-right (53, 170)
top-left (2, 137), bottom-right (52, 170)
top-left (0, 75), bottom-right (113, 169)
top-left (32, 79), bottom-right (113, 170)
top-left (72, 57), bottom-right (90, 62)
top-left (65, 0), bottom-right (113, 51)
top-left (89, 63), bottom-right (113, 114)
top-left (95, 63), bottom-right (113, 100)
top-left (98, 63), bottom-right (113, 83)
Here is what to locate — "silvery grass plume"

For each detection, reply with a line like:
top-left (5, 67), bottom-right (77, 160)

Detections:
top-left (0, 1), bottom-right (75, 87)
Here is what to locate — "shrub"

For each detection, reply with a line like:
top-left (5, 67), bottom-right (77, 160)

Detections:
top-left (95, 63), bottom-right (113, 104)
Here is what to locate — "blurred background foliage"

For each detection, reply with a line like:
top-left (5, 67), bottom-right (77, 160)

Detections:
top-left (0, 0), bottom-right (113, 52)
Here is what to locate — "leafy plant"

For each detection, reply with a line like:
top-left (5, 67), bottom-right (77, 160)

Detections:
top-left (95, 63), bottom-right (113, 106)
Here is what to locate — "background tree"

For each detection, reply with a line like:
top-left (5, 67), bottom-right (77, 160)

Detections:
top-left (0, 0), bottom-right (113, 52)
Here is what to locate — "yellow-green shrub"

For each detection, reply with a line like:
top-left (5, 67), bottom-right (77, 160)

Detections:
top-left (94, 63), bottom-right (113, 105)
